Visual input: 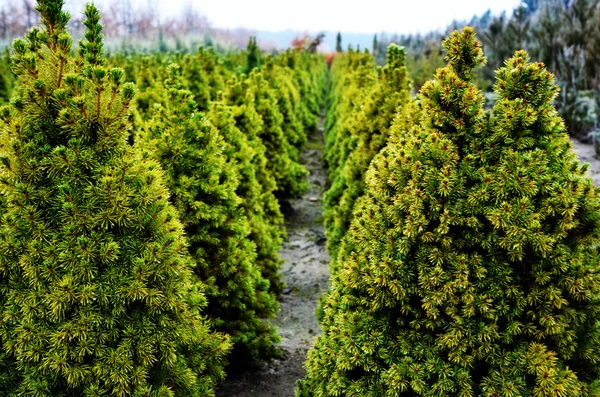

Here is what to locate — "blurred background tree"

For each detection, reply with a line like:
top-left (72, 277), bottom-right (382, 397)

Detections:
top-left (377, 0), bottom-right (600, 141)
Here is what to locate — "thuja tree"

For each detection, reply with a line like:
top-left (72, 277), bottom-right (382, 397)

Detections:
top-left (0, 2), bottom-right (230, 395)
top-left (139, 66), bottom-right (280, 361)
top-left (297, 27), bottom-right (600, 397)
top-left (206, 99), bottom-right (285, 295)
top-left (324, 44), bottom-right (412, 259)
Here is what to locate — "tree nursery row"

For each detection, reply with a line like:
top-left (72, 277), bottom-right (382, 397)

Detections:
top-left (0, 0), bottom-right (599, 396)
top-left (301, 27), bottom-right (600, 397)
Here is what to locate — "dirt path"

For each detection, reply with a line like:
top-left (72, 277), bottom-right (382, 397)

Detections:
top-left (571, 138), bottom-right (600, 185)
top-left (215, 121), bottom-right (330, 397)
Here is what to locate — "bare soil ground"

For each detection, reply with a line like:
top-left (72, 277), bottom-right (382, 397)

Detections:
top-left (215, 134), bottom-right (600, 397)
top-left (216, 122), bottom-right (330, 397)
top-left (572, 139), bottom-right (600, 185)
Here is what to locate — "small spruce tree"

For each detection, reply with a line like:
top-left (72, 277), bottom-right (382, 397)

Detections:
top-left (324, 44), bottom-right (412, 260)
top-left (324, 50), bottom-right (377, 183)
top-left (133, 56), bottom-right (166, 122)
top-left (336, 32), bottom-right (342, 52)
top-left (372, 34), bottom-right (378, 58)
top-left (275, 49), bottom-right (326, 132)
top-left (0, 49), bottom-right (14, 105)
top-left (263, 58), bottom-right (305, 161)
top-left (298, 27), bottom-right (600, 397)
top-left (245, 36), bottom-right (261, 73)
top-left (181, 47), bottom-right (231, 112)
top-left (206, 99), bottom-right (286, 295)
top-left (228, 70), bottom-right (308, 201)
top-left (0, 2), bottom-right (230, 395)
top-left (139, 65), bottom-right (280, 361)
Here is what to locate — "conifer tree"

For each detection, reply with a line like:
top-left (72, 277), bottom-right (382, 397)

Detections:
top-left (181, 47), bottom-right (231, 112)
top-left (224, 75), bottom-right (282, 219)
top-left (324, 50), bottom-right (377, 182)
top-left (372, 34), bottom-right (378, 58)
top-left (298, 27), bottom-right (600, 397)
top-left (206, 99), bottom-right (286, 295)
top-left (228, 70), bottom-right (308, 201)
top-left (133, 56), bottom-right (166, 122)
top-left (275, 49), bottom-right (326, 132)
top-left (139, 65), bottom-right (280, 361)
top-left (324, 44), bottom-right (412, 259)
top-left (245, 36), bottom-right (261, 73)
top-left (263, 58), bottom-right (305, 161)
top-left (336, 32), bottom-right (342, 52)
top-left (0, 2), bottom-right (230, 395)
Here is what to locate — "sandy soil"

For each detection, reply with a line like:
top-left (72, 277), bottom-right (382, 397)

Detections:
top-left (215, 122), bottom-right (330, 397)
top-left (571, 138), bottom-right (600, 185)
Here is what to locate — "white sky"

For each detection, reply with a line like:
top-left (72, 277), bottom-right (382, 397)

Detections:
top-left (68, 0), bottom-right (523, 35)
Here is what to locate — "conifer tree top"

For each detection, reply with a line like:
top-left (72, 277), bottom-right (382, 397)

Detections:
top-left (386, 43), bottom-right (405, 70)
top-left (79, 3), bottom-right (105, 66)
top-left (443, 26), bottom-right (486, 80)
top-left (420, 26), bottom-right (486, 148)
top-left (495, 50), bottom-right (558, 108)
top-left (35, 0), bottom-right (70, 39)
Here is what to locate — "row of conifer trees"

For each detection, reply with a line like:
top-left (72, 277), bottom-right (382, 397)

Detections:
top-left (298, 27), bottom-right (600, 396)
top-left (0, 0), bottom-right (326, 395)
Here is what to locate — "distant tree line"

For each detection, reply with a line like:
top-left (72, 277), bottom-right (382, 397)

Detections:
top-left (0, 0), bottom-right (253, 51)
top-left (375, 0), bottom-right (600, 139)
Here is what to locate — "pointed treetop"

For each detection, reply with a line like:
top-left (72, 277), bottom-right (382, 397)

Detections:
top-left (35, 0), bottom-right (70, 39)
top-left (489, 50), bottom-right (562, 148)
top-left (164, 63), bottom-right (197, 113)
top-left (78, 3), bottom-right (105, 66)
top-left (386, 44), bottom-right (406, 70)
top-left (246, 36), bottom-right (261, 72)
top-left (442, 26), bottom-right (486, 80)
top-left (419, 26), bottom-right (486, 147)
top-left (373, 34), bottom-right (378, 54)
top-left (494, 50), bottom-right (558, 107)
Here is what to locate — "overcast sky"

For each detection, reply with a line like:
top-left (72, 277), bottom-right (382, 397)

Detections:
top-left (79, 0), bottom-right (523, 34)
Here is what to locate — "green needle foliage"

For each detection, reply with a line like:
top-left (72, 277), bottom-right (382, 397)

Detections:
top-left (263, 58), bottom-right (305, 162)
top-left (298, 27), bottom-right (600, 397)
top-left (226, 70), bottom-right (308, 201)
top-left (0, 1), bottom-right (230, 395)
top-left (250, 69), bottom-right (309, 200)
top-left (132, 57), bottom-right (166, 123)
top-left (181, 47), bottom-right (232, 112)
top-left (275, 50), bottom-right (327, 133)
top-left (206, 99), bottom-right (286, 296)
top-left (224, 75), bottom-right (287, 294)
top-left (0, 49), bottom-right (14, 105)
top-left (324, 44), bottom-right (412, 260)
top-left (139, 66), bottom-right (280, 362)
top-left (324, 49), bottom-right (377, 182)
top-left (245, 36), bottom-right (261, 74)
